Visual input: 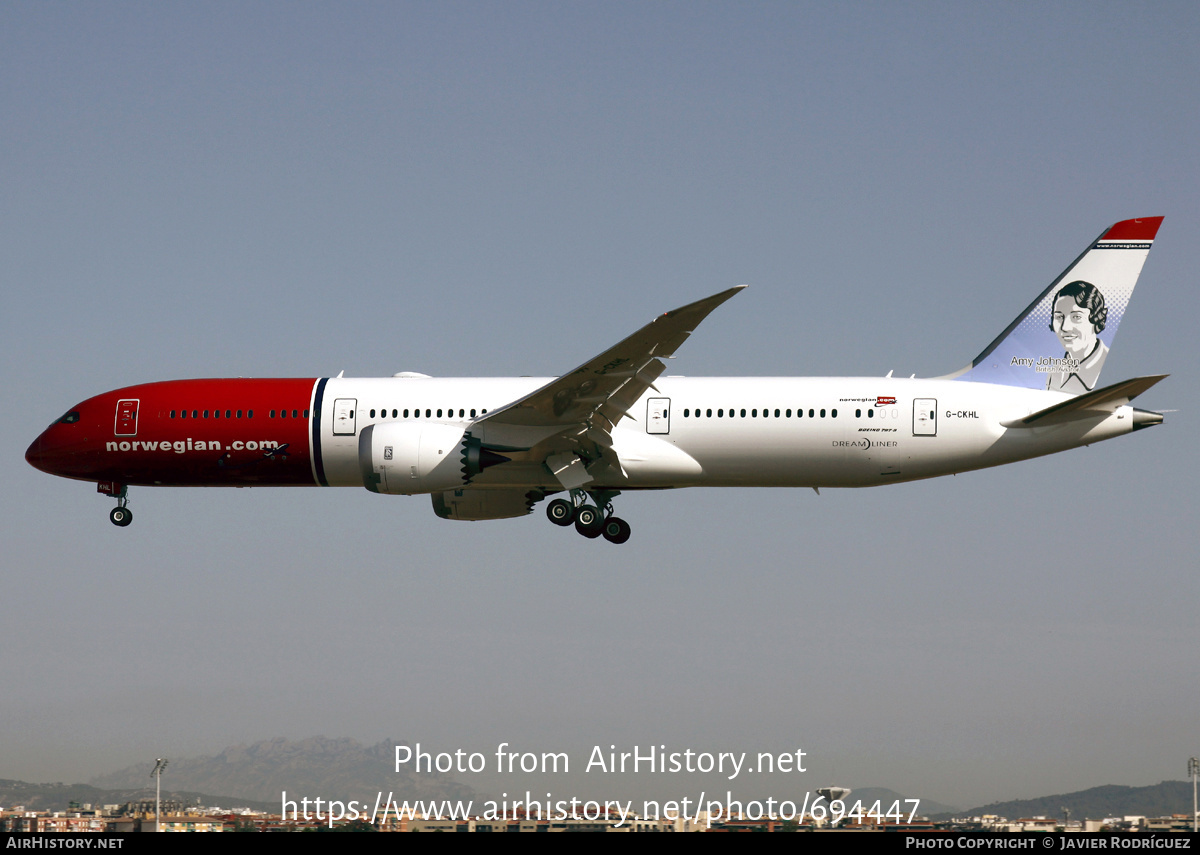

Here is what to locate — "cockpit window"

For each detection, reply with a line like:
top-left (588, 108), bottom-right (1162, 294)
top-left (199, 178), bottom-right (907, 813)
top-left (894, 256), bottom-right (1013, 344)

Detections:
top-left (57, 411), bottom-right (81, 425)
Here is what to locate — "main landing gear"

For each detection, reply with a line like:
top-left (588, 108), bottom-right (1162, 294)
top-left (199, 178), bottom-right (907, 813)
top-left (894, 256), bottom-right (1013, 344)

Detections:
top-left (100, 482), bottom-right (133, 527)
top-left (545, 490), bottom-right (631, 544)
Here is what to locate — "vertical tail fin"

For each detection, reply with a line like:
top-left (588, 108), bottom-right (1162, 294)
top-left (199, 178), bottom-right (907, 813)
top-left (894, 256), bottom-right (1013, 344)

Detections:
top-left (949, 217), bottom-right (1163, 393)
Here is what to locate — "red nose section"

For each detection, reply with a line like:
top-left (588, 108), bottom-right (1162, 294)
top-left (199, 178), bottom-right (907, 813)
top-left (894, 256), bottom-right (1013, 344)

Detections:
top-left (26, 423), bottom-right (93, 480)
top-left (25, 432), bottom-right (52, 474)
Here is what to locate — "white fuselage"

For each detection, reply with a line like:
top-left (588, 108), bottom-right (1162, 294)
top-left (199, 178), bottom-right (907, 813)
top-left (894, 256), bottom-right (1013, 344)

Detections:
top-left (313, 375), bottom-right (1133, 491)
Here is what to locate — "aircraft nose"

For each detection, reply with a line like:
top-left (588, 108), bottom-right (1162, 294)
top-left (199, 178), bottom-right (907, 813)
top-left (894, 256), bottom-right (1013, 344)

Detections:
top-left (25, 431), bottom-right (55, 474)
top-left (26, 425), bottom-right (86, 477)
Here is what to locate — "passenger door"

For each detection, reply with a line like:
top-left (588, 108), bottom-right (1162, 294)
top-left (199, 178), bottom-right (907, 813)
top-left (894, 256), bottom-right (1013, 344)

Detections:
top-left (333, 398), bottom-right (358, 436)
top-left (913, 399), bottom-right (937, 436)
top-left (646, 398), bottom-right (671, 434)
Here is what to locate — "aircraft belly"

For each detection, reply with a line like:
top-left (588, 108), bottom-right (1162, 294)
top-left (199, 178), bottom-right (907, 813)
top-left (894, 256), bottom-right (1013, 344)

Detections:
top-left (609, 432), bottom-right (704, 487)
top-left (676, 426), bottom-right (851, 487)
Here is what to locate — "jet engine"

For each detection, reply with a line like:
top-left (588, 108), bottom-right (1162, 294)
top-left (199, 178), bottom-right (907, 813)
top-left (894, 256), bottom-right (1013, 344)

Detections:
top-left (358, 423), bottom-right (509, 495)
top-left (431, 488), bottom-right (542, 520)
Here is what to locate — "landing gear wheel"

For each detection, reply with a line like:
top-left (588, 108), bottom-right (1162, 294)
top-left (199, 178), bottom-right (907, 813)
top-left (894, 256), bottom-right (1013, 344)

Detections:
top-left (109, 507), bottom-right (133, 527)
top-left (574, 505), bottom-right (603, 538)
top-left (601, 517), bottom-right (631, 544)
top-left (546, 498), bottom-right (574, 526)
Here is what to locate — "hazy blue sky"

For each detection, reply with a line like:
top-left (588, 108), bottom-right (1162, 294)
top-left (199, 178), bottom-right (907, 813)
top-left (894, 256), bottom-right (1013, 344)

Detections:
top-left (3, 2), bottom-right (1198, 810)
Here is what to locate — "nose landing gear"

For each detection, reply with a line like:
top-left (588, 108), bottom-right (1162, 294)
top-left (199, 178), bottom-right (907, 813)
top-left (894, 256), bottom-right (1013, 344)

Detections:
top-left (545, 490), bottom-right (630, 544)
top-left (99, 482), bottom-right (133, 527)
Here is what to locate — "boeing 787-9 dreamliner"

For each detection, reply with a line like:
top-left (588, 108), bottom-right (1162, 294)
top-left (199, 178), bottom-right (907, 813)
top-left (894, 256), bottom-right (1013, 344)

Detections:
top-left (27, 217), bottom-right (1167, 543)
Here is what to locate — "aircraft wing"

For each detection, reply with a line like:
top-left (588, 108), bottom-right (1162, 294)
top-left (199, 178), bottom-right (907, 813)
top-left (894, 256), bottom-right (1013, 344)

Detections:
top-left (470, 286), bottom-right (745, 486)
top-left (478, 286), bottom-right (744, 431)
top-left (1002, 374), bottom-right (1168, 428)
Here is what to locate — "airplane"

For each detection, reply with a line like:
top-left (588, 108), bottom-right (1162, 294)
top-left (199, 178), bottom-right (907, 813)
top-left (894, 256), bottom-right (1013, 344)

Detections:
top-left (26, 216), bottom-right (1167, 543)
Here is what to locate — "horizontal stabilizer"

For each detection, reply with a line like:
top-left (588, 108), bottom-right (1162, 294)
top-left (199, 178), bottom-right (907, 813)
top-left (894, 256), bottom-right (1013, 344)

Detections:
top-left (1002, 375), bottom-right (1167, 428)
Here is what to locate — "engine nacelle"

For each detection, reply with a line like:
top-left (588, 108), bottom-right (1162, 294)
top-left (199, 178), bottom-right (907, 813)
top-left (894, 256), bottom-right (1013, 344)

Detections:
top-left (359, 422), bottom-right (469, 495)
top-left (358, 423), bottom-right (512, 495)
top-left (431, 489), bottom-right (541, 520)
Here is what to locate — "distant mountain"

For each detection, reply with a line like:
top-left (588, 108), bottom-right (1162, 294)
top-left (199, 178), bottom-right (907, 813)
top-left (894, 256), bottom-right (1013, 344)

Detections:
top-left (837, 786), bottom-right (960, 818)
top-left (89, 736), bottom-right (479, 806)
top-left (946, 781), bottom-right (1193, 821)
top-left (0, 779), bottom-right (272, 813)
